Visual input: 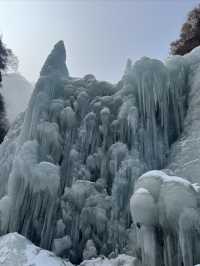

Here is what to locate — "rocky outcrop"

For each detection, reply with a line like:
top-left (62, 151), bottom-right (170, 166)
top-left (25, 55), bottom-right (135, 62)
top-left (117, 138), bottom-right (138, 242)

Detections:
top-left (40, 40), bottom-right (69, 78)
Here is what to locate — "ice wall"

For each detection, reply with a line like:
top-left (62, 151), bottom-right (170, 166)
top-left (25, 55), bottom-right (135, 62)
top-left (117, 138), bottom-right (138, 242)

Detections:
top-left (168, 47), bottom-right (200, 183)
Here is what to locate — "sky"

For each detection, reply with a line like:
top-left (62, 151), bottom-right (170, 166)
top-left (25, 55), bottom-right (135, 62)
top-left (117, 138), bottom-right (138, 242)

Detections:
top-left (0, 0), bottom-right (200, 83)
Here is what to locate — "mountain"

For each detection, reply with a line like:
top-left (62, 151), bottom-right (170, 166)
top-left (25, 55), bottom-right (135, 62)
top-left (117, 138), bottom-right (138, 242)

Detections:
top-left (1, 73), bottom-right (33, 123)
top-left (0, 40), bottom-right (199, 265)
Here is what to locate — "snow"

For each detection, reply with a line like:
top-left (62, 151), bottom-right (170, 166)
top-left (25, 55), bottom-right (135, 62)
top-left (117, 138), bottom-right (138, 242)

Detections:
top-left (80, 254), bottom-right (139, 266)
top-left (0, 232), bottom-right (72, 266)
top-left (134, 188), bottom-right (150, 194)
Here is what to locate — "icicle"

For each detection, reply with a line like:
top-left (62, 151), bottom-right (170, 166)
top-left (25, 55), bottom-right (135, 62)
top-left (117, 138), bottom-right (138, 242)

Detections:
top-left (8, 140), bottom-right (60, 249)
top-left (100, 107), bottom-right (111, 151)
top-left (36, 121), bottom-right (62, 163)
top-left (48, 99), bottom-right (64, 125)
top-left (77, 91), bottom-right (90, 120)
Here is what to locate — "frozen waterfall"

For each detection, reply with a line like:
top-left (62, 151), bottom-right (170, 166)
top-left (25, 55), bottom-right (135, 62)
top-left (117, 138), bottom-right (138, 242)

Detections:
top-left (0, 40), bottom-right (200, 265)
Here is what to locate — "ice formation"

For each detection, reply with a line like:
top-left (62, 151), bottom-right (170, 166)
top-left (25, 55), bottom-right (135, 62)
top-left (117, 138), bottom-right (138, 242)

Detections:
top-left (0, 40), bottom-right (200, 265)
top-left (130, 170), bottom-right (200, 266)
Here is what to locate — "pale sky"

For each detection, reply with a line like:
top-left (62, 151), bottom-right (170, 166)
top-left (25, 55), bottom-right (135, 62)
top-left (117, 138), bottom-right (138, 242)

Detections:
top-left (0, 0), bottom-right (199, 83)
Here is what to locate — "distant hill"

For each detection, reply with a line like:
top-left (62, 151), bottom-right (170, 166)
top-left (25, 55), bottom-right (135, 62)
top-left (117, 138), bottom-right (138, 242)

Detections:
top-left (1, 73), bottom-right (33, 123)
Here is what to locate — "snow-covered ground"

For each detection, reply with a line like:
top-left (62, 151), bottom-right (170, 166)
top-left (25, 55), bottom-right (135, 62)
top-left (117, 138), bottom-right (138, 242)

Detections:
top-left (0, 233), bottom-right (139, 266)
top-left (80, 254), bottom-right (139, 266)
top-left (0, 233), bottom-right (72, 266)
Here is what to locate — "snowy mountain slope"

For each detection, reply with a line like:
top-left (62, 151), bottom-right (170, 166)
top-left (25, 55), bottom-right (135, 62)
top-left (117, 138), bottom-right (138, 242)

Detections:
top-left (1, 73), bottom-right (33, 123)
top-left (0, 40), bottom-right (200, 266)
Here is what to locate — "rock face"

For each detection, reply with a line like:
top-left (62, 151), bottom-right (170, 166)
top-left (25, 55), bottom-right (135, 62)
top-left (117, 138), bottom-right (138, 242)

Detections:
top-left (1, 73), bottom-right (33, 122)
top-left (40, 40), bottom-right (69, 78)
top-left (1, 40), bottom-right (200, 265)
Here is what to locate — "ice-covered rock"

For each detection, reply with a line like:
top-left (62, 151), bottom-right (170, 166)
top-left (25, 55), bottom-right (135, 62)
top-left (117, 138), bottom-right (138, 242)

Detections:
top-left (130, 170), bottom-right (200, 266)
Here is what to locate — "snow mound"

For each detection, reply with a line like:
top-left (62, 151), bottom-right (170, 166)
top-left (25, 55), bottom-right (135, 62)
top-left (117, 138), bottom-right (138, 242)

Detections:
top-left (0, 232), bottom-right (72, 266)
top-left (1, 40), bottom-right (200, 264)
top-left (80, 254), bottom-right (140, 266)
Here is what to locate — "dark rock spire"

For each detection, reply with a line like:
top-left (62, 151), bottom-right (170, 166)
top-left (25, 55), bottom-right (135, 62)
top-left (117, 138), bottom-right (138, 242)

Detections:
top-left (40, 40), bottom-right (69, 78)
